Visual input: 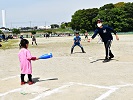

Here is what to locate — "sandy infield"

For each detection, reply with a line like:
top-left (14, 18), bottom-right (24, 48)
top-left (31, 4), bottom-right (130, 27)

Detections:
top-left (0, 35), bottom-right (133, 100)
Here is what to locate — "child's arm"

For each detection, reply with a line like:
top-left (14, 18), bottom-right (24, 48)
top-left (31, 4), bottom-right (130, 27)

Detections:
top-left (28, 56), bottom-right (39, 60)
top-left (26, 50), bottom-right (39, 60)
top-left (31, 57), bottom-right (39, 60)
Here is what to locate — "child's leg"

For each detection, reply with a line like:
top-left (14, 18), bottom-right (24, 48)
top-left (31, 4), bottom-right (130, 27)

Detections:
top-left (21, 74), bottom-right (26, 85)
top-left (71, 44), bottom-right (76, 54)
top-left (28, 74), bottom-right (32, 82)
top-left (35, 41), bottom-right (37, 45)
top-left (78, 44), bottom-right (86, 53)
top-left (28, 74), bottom-right (34, 85)
top-left (21, 74), bottom-right (25, 82)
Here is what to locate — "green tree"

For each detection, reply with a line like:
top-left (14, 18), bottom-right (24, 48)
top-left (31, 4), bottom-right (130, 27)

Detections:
top-left (12, 28), bottom-right (20, 35)
top-left (45, 30), bottom-right (52, 34)
top-left (95, 3), bottom-right (127, 32)
top-left (70, 2), bottom-right (133, 32)
top-left (71, 8), bottom-right (99, 31)
top-left (60, 22), bottom-right (67, 29)
top-left (80, 29), bottom-right (86, 34)
top-left (0, 30), bottom-right (3, 34)
top-left (122, 2), bottom-right (133, 31)
top-left (51, 24), bottom-right (59, 29)
top-left (31, 30), bottom-right (36, 35)
top-left (114, 2), bottom-right (125, 8)
top-left (99, 3), bottom-right (114, 10)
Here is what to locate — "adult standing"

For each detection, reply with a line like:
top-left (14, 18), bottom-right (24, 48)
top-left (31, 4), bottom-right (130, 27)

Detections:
top-left (88, 19), bottom-right (119, 62)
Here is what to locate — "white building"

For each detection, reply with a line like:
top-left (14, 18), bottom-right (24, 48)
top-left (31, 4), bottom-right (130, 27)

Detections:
top-left (37, 26), bottom-right (51, 29)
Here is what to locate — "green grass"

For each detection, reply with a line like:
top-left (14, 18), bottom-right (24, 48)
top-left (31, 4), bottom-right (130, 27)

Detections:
top-left (0, 39), bottom-right (19, 50)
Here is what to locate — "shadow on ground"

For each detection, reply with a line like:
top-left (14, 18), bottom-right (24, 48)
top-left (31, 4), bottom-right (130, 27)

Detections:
top-left (90, 59), bottom-right (119, 63)
top-left (33, 77), bottom-right (58, 83)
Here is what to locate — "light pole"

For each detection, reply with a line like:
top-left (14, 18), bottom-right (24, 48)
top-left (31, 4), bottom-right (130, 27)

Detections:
top-left (2, 10), bottom-right (6, 28)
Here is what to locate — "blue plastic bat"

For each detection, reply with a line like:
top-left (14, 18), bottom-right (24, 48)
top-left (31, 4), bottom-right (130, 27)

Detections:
top-left (39, 53), bottom-right (53, 59)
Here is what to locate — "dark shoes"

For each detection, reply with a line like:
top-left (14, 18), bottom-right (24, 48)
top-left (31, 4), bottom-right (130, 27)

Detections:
top-left (28, 81), bottom-right (34, 85)
top-left (21, 81), bottom-right (34, 85)
top-left (103, 55), bottom-right (114, 62)
top-left (21, 82), bottom-right (26, 85)
top-left (82, 51), bottom-right (86, 53)
top-left (109, 55), bottom-right (114, 59)
top-left (103, 58), bottom-right (109, 62)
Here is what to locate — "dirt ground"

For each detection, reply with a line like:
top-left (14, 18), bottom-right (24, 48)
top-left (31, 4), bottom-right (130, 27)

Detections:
top-left (0, 35), bottom-right (133, 100)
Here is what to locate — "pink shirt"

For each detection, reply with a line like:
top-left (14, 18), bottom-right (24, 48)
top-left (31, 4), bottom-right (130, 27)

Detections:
top-left (18, 48), bottom-right (36, 74)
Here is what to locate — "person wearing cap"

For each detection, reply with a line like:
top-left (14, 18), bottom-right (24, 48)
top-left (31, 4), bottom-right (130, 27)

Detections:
top-left (71, 32), bottom-right (86, 54)
top-left (88, 19), bottom-right (119, 62)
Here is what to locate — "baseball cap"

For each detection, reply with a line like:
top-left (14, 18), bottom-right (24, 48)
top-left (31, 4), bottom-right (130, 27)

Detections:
top-left (97, 19), bottom-right (103, 23)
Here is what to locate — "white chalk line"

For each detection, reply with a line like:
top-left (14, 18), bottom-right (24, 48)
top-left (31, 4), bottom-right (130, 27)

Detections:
top-left (30, 82), bottom-right (133, 100)
top-left (89, 57), bottom-right (94, 61)
top-left (30, 83), bottom-right (74, 100)
top-left (0, 75), bottom-right (21, 97)
top-left (70, 82), bottom-right (118, 100)
top-left (1, 74), bottom-right (133, 100)
top-left (110, 84), bottom-right (133, 88)
top-left (0, 88), bottom-right (21, 97)
top-left (96, 84), bottom-right (133, 100)
top-left (0, 82), bottom-right (133, 100)
top-left (70, 82), bottom-right (113, 89)
top-left (1, 75), bottom-right (19, 81)
top-left (95, 88), bottom-right (118, 100)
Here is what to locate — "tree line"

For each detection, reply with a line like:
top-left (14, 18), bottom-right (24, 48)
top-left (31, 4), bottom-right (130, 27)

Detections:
top-left (70, 2), bottom-right (133, 32)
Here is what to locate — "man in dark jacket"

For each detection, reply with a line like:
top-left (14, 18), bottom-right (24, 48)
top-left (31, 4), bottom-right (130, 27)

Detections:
top-left (88, 19), bottom-right (119, 62)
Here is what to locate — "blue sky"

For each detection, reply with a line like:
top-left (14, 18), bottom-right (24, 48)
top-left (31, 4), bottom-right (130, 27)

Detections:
top-left (0, 0), bottom-right (132, 28)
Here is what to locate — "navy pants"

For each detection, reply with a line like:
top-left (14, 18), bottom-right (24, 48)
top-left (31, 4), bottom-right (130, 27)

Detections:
top-left (104, 40), bottom-right (114, 59)
top-left (71, 43), bottom-right (85, 53)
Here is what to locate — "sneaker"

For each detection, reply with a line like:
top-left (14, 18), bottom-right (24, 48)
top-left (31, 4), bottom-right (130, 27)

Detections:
top-left (21, 82), bottom-right (26, 85)
top-left (103, 58), bottom-right (109, 63)
top-left (109, 55), bottom-right (114, 59)
top-left (28, 81), bottom-right (34, 85)
top-left (82, 51), bottom-right (86, 53)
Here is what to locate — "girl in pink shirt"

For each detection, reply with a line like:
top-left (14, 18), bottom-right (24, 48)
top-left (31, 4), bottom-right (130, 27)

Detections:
top-left (18, 39), bottom-right (38, 85)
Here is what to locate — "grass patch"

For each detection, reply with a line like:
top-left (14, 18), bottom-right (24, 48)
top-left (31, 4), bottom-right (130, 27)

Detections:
top-left (0, 39), bottom-right (19, 50)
